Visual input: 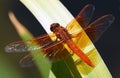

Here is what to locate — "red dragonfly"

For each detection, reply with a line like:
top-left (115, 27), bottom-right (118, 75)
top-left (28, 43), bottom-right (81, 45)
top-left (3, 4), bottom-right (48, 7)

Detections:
top-left (5, 4), bottom-right (114, 67)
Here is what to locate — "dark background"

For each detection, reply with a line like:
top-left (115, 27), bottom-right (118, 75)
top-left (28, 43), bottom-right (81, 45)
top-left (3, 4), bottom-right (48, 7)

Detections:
top-left (0, 0), bottom-right (120, 78)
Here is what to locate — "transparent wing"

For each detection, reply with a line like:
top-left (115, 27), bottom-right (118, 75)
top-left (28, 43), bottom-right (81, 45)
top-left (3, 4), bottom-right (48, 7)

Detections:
top-left (5, 34), bottom-right (55, 53)
top-left (84, 14), bottom-right (115, 42)
top-left (5, 32), bottom-right (70, 67)
top-left (19, 40), bottom-right (69, 67)
top-left (66, 4), bottom-right (95, 30)
top-left (76, 4), bottom-right (95, 28)
top-left (19, 54), bottom-right (35, 67)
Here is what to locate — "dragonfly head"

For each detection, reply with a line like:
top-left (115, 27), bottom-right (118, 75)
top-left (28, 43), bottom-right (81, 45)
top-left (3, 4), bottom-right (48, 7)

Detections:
top-left (50, 23), bottom-right (60, 32)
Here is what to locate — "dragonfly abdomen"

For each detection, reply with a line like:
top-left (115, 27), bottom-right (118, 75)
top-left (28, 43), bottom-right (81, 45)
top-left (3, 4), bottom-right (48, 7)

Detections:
top-left (66, 39), bottom-right (94, 67)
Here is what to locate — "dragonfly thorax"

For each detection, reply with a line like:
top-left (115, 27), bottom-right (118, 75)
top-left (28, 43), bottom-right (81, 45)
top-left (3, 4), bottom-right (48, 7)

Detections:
top-left (50, 23), bottom-right (72, 42)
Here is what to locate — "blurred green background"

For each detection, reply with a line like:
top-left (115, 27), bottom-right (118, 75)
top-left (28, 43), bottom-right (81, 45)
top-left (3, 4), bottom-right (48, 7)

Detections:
top-left (0, 0), bottom-right (42, 78)
top-left (0, 0), bottom-right (120, 78)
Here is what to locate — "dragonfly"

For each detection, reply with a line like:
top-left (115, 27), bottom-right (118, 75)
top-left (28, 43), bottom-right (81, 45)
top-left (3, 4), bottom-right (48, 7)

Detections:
top-left (5, 4), bottom-right (115, 67)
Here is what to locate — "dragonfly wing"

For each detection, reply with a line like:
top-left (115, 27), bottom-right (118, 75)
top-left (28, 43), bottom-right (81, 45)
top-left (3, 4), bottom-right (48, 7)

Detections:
top-left (66, 4), bottom-right (95, 30)
top-left (5, 34), bottom-right (56, 53)
top-left (19, 40), bottom-right (69, 67)
top-left (84, 14), bottom-right (115, 43)
top-left (43, 40), bottom-right (69, 61)
top-left (76, 4), bottom-right (95, 28)
top-left (19, 54), bottom-right (35, 67)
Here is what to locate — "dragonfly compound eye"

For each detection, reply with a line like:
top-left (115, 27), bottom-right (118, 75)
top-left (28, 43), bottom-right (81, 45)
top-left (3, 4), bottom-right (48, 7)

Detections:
top-left (50, 23), bottom-right (60, 32)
